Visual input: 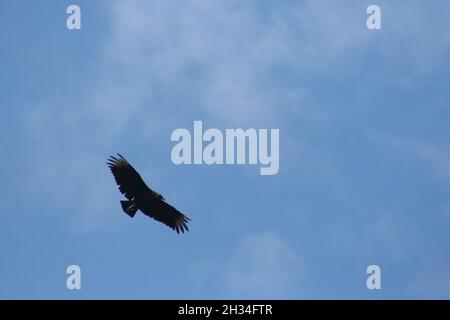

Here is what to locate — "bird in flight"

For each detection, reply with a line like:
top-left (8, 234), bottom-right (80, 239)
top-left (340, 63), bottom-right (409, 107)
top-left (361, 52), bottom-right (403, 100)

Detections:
top-left (107, 154), bottom-right (190, 234)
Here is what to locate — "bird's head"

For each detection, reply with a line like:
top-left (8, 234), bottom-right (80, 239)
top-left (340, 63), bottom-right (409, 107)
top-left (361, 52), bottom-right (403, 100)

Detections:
top-left (155, 192), bottom-right (165, 201)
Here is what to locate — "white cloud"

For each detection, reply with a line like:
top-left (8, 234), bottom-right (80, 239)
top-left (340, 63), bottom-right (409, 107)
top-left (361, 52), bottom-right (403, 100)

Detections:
top-left (375, 135), bottom-right (450, 178)
top-left (371, 212), bottom-right (417, 262)
top-left (380, 1), bottom-right (450, 81)
top-left (20, 0), bottom-right (450, 233)
top-left (104, 0), bottom-right (375, 124)
top-left (21, 107), bottom-right (122, 232)
top-left (19, 0), bottom-right (363, 232)
top-left (224, 231), bottom-right (303, 299)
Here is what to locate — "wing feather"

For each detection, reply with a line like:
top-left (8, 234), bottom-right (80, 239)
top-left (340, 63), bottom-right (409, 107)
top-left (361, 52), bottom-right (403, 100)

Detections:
top-left (107, 153), bottom-right (151, 200)
top-left (143, 200), bottom-right (191, 234)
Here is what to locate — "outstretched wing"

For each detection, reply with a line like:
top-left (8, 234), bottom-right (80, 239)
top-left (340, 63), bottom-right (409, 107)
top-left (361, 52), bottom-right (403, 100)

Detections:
top-left (144, 200), bottom-right (191, 234)
top-left (107, 153), bottom-right (151, 200)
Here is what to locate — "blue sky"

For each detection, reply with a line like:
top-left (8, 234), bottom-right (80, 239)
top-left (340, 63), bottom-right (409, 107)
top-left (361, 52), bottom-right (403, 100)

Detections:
top-left (1, 0), bottom-right (450, 299)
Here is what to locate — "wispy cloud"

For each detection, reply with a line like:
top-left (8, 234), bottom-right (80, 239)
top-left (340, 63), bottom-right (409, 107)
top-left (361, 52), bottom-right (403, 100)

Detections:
top-left (375, 135), bottom-right (450, 178)
top-left (18, 0), bottom-right (366, 232)
top-left (104, 0), bottom-right (375, 124)
top-left (18, 0), bottom-right (450, 237)
top-left (224, 231), bottom-right (303, 299)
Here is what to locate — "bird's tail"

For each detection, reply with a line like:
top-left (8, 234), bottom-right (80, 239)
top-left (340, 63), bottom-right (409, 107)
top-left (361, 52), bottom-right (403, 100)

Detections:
top-left (121, 200), bottom-right (138, 218)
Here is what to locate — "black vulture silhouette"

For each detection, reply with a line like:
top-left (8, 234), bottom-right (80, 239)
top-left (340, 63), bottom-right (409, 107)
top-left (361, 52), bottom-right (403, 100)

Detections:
top-left (107, 154), bottom-right (190, 234)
